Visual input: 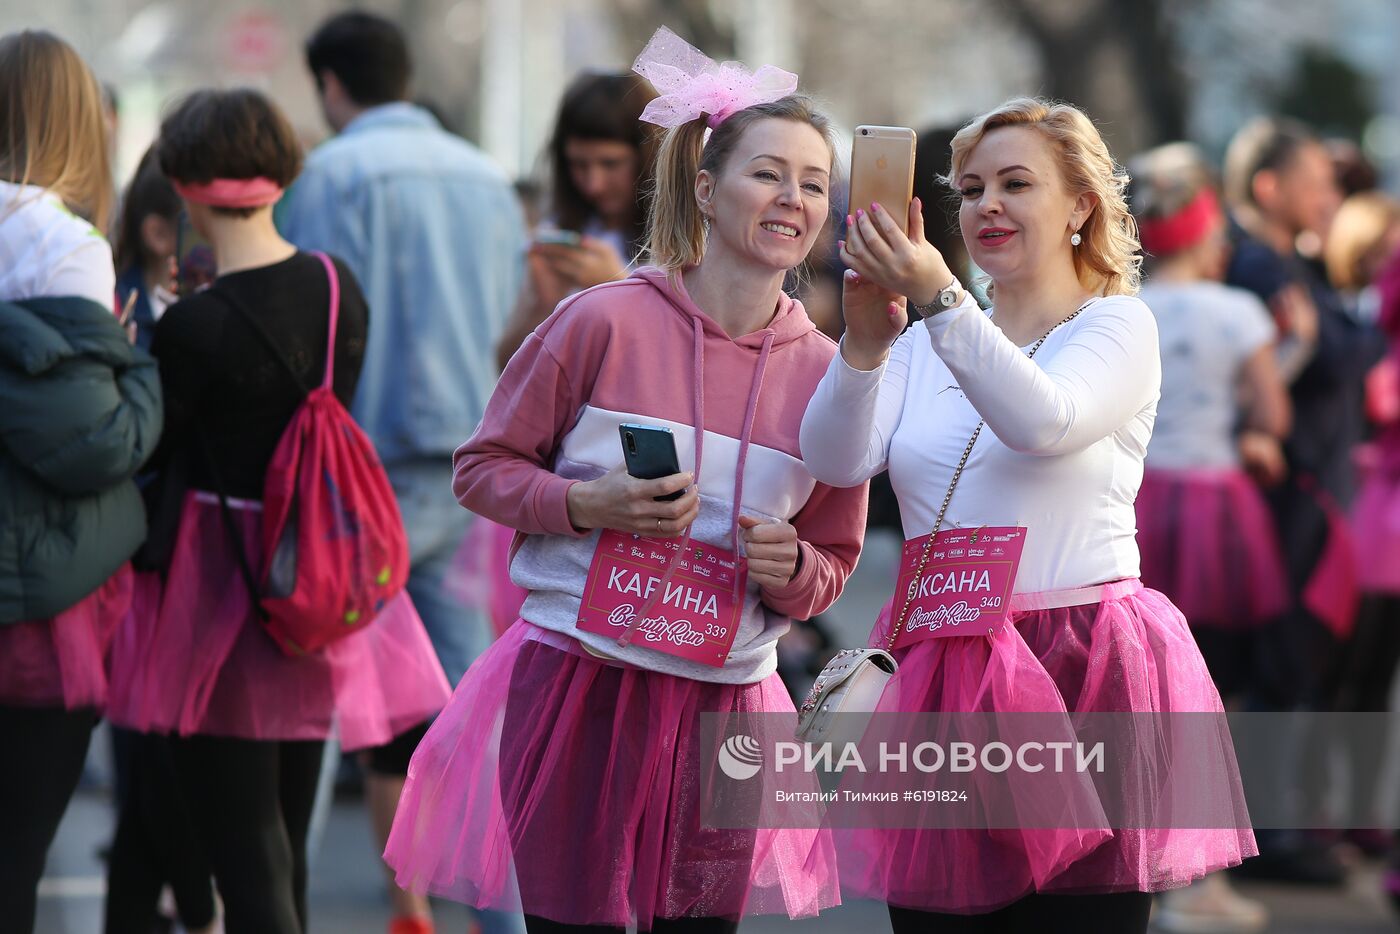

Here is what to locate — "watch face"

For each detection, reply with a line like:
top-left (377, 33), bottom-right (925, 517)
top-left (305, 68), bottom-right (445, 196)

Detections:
top-left (939, 288), bottom-right (958, 307)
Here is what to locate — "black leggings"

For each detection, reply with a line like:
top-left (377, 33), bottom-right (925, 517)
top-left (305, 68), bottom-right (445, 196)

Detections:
top-left (888, 891), bottom-right (1153, 933)
top-left (524, 916), bottom-right (738, 934)
top-left (0, 704), bottom-right (96, 934)
top-left (363, 719), bottom-right (430, 776)
top-left (104, 731), bottom-right (217, 933)
top-left (166, 734), bottom-right (324, 934)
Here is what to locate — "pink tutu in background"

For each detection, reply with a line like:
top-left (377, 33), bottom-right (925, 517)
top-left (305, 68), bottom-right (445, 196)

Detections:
top-left (385, 620), bottom-right (839, 929)
top-left (0, 564), bottom-right (132, 710)
top-left (447, 517), bottom-right (527, 641)
top-left (107, 492), bottom-right (450, 750)
top-left (1353, 450), bottom-right (1400, 595)
top-left (839, 580), bottom-right (1255, 914)
top-left (1135, 468), bottom-right (1289, 629)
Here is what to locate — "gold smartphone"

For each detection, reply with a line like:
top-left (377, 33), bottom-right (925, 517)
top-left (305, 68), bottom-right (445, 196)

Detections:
top-left (848, 125), bottom-right (918, 234)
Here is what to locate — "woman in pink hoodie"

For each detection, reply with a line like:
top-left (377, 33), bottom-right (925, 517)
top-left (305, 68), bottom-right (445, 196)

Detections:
top-left (384, 29), bottom-right (866, 934)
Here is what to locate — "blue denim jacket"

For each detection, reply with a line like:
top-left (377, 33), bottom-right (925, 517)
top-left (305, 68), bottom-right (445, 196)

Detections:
top-left (280, 103), bottom-right (526, 464)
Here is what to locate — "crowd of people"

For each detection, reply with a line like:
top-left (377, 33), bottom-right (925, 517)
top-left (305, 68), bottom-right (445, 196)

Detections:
top-left (2, 10), bottom-right (1400, 934)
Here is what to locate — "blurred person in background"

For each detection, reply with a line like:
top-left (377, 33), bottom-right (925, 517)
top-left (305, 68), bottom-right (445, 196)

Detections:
top-left (104, 88), bottom-right (449, 934)
top-left (1320, 192), bottom-right (1400, 862)
top-left (1222, 115), bottom-right (1387, 884)
top-left (279, 12), bottom-right (528, 934)
top-left (107, 155), bottom-right (218, 934)
top-left (113, 145), bottom-right (180, 350)
top-left (495, 71), bottom-right (658, 368)
top-left (1325, 191), bottom-right (1400, 913)
top-left (0, 29), bottom-right (163, 932)
top-left (1128, 143), bottom-right (1291, 934)
top-left (1326, 191), bottom-right (1400, 323)
top-left (1326, 138), bottom-right (1380, 201)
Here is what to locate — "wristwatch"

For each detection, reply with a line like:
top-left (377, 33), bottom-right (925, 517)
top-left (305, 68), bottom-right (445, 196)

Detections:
top-left (910, 278), bottom-right (963, 318)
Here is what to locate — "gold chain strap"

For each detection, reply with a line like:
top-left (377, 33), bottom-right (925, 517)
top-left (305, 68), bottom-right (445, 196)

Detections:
top-left (884, 303), bottom-right (1090, 649)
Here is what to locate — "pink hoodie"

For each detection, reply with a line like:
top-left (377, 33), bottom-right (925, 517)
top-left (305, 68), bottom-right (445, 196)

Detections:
top-left (453, 266), bottom-right (868, 683)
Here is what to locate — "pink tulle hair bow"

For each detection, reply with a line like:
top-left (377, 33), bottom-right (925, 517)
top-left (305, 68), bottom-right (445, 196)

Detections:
top-left (632, 26), bottom-right (799, 130)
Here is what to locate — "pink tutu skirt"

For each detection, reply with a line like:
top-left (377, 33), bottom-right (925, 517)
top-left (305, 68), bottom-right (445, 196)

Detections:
top-left (1135, 468), bottom-right (1289, 629)
top-left (1353, 458), bottom-right (1400, 595)
top-left (448, 517), bottom-right (527, 640)
top-left (385, 620), bottom-right (838, 929)
top-left (841, 579), bottom-right (1256, 914)
top-left (107, 492), bottom-right (451, 750)
top-left (0, 564), bottom-right (132, 710)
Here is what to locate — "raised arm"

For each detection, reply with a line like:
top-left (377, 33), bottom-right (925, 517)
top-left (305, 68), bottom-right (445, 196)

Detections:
top-left (799, 325), bottom-right (915, 487)
top-left (925, 295), bottom-right (1160, 456)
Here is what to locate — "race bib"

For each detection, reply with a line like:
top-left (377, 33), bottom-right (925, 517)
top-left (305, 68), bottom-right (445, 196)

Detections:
top-left (577, 530), bottom-right (747, 667)
top-left (890, 526), bottom-right (1027, 648)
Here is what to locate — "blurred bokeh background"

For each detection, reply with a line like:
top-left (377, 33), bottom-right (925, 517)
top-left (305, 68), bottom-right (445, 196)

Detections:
top-left (4, 0), bottom-right (1399, 191)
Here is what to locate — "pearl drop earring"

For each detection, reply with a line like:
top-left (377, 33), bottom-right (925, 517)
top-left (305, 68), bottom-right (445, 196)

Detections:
top-left (1070, 231), bottom-right (1082, 246)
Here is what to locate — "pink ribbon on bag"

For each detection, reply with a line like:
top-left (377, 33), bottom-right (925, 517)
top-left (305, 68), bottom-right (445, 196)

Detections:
top-left (632, 26), bottom-right (799, 129)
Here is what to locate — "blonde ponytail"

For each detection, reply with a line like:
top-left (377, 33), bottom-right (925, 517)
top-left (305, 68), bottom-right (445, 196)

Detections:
top-left (646, 118), bottom-right (708, 270)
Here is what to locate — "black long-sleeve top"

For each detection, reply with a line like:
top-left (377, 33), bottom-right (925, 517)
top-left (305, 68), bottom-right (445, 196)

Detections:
top-left (150, 252), bottom-right (369, 499)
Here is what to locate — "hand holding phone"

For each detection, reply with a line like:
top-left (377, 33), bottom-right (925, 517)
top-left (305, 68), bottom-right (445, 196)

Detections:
top-left (533, 229), bottom-right (583, 248)
top-left (532, 234), bottom-right (627, 290)
top-left (841, 125), bottom-right (959, 320)
top-left (561, 425), bottom-right (699, 535)
top-left (620, 424), bottom-right (685, 501)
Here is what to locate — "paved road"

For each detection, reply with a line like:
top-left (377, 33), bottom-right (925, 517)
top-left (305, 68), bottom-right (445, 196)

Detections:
top-left (31, 790), bottom-right (1400, 933)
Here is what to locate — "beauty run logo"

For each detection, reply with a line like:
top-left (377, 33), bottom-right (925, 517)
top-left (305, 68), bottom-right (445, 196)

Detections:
top-left (606, 604), bottom-right (705, 647)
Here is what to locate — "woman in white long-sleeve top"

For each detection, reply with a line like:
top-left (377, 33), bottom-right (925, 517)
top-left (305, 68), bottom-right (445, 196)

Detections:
top-left (799, 97), bottom-right (1255, 934)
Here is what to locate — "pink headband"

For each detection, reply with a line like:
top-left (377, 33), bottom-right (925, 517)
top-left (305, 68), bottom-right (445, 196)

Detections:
top-left (1138, 187), bottom-right (1221, 256)
top-left (632, 26), bottom-right (799, 130)
top-left (173, 176), bottom-right (284, 209)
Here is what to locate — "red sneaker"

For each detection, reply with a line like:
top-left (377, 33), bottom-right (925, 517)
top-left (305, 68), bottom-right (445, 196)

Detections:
top-left (388, 917), bottom-right (434, 934)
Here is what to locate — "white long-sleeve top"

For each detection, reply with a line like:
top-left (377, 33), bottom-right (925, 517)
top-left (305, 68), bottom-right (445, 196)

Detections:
top-left (800, 293), bottom-right (1161, 594)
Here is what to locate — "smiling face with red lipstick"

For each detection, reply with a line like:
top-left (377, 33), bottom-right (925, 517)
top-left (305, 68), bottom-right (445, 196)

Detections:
top-left (957, 125), bottom-right (1096, 290)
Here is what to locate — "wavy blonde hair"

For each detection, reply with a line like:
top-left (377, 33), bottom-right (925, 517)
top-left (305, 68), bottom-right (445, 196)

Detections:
top-left (0, 30), bottom-right (112, 230)
top-left (946, 97), bottom-right (1140, 297)
top-left (1324, 191), bottom-right (1400, 291)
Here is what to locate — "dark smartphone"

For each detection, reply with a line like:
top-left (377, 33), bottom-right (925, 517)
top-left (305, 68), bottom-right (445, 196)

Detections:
top-left (174, 210), bottom-right (217, 295)
top-left (619, 424), bottom-right (685, 502)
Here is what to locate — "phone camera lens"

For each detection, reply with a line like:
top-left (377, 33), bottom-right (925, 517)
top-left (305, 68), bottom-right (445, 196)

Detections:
top-left (625, 432), bottom-right (637, 455)
top-left (860, 128), bottom-right (869, 136)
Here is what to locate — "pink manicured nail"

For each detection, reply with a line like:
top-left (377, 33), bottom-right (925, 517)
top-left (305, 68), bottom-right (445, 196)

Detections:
top-left (837, 239), bottom-right (845, 251)
top-left (846, 214), bottom-right (854, 227)
top-left (856, 208), bottom-right (865, 219)
top-left (870, 202), bottom-right (881, 213)
top-left (887, 302), bottom-right (899, 317)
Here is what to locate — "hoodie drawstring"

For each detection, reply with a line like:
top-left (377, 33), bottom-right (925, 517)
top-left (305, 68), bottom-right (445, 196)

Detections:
top-left (616, 320), bottom-right (775, 649)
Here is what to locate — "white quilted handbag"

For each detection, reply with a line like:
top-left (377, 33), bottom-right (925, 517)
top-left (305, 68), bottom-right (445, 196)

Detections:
top-left (795, 648), bottom-right (898, 745)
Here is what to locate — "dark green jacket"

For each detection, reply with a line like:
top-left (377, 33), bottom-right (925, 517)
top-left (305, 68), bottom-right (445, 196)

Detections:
top-left (0, 296), bottom-right (163, 623)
